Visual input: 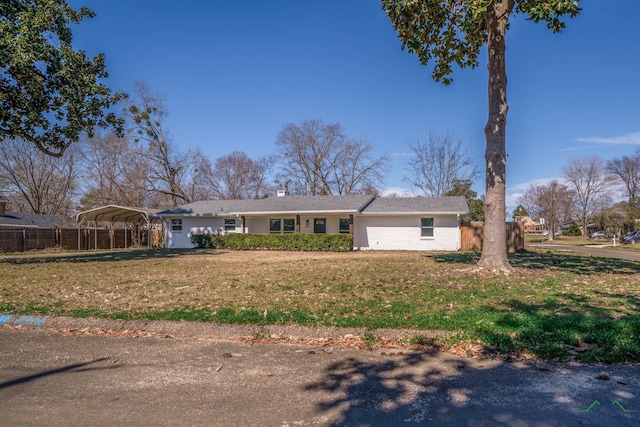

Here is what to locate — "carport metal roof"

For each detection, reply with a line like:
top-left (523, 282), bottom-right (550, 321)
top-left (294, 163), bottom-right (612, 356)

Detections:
top-left (75, 205), bottom-right (160, 226)
top-left (75, 205), bottom-right (162, 250)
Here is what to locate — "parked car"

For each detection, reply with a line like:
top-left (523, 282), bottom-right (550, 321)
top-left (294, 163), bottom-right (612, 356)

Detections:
top-left (590, 231), bottom-right (607, 239)
top-left (621, 230), bottom-right (640, 244)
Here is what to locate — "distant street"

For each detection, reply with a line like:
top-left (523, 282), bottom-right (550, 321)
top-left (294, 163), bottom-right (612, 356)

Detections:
top-left (527, 242), bottom-right (640, 263)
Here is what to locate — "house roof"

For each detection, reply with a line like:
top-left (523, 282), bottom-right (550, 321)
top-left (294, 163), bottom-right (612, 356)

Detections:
top-left (358, 196), bottom-right (469, 215)
top-left (0, 212), bottom-right (76, 229)
top-left (75, 205), bottom-right (161, 225)
top-left (157, 195), bottom-right (376, 216)
top-left (156, 195), bottom-right (469, 217)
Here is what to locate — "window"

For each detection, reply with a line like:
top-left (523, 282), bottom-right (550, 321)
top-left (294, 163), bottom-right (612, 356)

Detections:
top-left (339, 218), bottom-right (350, 234)
top-left (421, 218), bottom-right (434, 237)
top-left (171, 219), bottom-right (182, 232)
top-left (270, 218), bottom-right (296, 233)
top-left (283, 218), bottom-right (295, 233)
top-left (224, 218), bottom-right (236, 232)
top-left (269, 219), bottom-right (281, 233)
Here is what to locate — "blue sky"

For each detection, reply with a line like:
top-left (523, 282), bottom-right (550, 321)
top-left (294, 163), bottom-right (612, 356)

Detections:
top-left (69, 1), bottom-right (640, 214)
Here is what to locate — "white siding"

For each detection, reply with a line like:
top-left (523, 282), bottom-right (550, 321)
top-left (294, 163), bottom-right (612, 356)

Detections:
top-left (165, 217), bottom-right (225, 248)
top-left (353, 214), bottom-right (460, 251)
top-left (244, 217), bottom-right (269, 233)
top-left (163, 213), bottom-right (461, 251)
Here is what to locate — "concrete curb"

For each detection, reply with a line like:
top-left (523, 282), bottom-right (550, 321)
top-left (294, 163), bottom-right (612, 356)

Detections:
top-left (0, 313), bottom-right (450, 342)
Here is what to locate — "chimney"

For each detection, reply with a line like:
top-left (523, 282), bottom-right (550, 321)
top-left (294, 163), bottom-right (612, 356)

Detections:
top-left (0, 200), bottom-right (5, 216)
top-left (277, 190), bottom-right (286, 197)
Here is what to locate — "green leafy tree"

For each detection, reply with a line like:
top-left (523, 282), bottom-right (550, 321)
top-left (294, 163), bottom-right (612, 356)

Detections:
top-left (512, 204), bottom-right (528, 220)
top-left (0, 0), bottom-right (125, 157)
top-left (564, 221), bottom-right (581, 236)
top-left (382, 0), bottom-right (580, 272)
top-left (467, 198), bottom-right (485, 222)
top-left (445, 179), bottom-right (484, 222)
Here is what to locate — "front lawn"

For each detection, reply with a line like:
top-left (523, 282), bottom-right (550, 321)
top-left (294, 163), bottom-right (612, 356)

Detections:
top-left (1, 249), bottom-right (638, 363)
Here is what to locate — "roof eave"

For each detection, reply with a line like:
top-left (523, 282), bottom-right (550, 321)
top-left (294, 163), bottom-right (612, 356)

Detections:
top-left (359, 211), bottom-right (469, 216)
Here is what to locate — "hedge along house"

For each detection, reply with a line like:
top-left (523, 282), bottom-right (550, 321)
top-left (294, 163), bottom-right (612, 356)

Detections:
top-left (156, 194), bottom-right (469, 251)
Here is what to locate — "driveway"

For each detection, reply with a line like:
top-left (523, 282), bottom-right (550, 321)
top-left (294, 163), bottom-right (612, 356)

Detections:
top-left (1, 320), bottom-right (640, 426)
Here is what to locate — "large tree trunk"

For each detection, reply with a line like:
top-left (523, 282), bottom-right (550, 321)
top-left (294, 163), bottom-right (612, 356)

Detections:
top-left (478, 0), bottom-right (514, 272)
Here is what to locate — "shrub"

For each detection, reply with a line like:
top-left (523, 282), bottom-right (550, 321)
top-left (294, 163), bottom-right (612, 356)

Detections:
top-left (224, 233), bottom-right (353, 251)
top-left (563, 221), bottom-right (582, 236)
top-left (190, 233), bottom-right (225, 249)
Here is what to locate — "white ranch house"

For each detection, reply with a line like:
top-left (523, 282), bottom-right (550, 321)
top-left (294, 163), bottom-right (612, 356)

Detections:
top-left (156, 194), bottom-right (469, 251)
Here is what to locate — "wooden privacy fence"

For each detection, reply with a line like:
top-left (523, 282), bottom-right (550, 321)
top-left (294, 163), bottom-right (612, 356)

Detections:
top-left (460, 222), bottom-right (524, 253)
top-left (0, 228), bottom-right (162, 253)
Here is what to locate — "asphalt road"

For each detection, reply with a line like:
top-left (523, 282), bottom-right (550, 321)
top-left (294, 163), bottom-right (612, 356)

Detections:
top-left (1, 323), bottom-right (639, 426)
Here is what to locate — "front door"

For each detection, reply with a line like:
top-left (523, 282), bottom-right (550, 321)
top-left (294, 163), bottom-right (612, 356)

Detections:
top-left (314, 218), bottom-right (326, 234)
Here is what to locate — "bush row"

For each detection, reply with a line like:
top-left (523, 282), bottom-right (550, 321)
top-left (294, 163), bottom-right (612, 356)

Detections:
top-left (191, 233), bottom-right (353, 251)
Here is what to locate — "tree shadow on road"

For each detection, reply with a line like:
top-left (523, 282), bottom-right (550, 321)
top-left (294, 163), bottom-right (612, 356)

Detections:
top-left (303, 349), bottom-right (640, 426)
top-left (0, 357), bottom-right (121, 389)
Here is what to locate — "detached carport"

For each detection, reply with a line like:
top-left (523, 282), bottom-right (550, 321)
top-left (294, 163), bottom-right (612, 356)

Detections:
top-left (75, 205), bottom-right (162, 250)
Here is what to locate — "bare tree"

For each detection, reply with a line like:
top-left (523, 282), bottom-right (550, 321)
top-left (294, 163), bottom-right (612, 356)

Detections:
top-left (199, 151), bottom-right (272, 200)
top-left (78, 132), bottom-right (149, 209)
top-left (332, 138), bottom-right (389, 195)
top-left (0, 138), bottom-right (78, 216)
top-left (607, 149), bottom-right (640, 208)
top-left (563, 157), bottom-right (614, 236)
top-left (275, 120), bottom-right (388, 195)
top-left (404, 131), bottom-right (480, 197)
top-left (126, 83), bottom-right (196, 208)
top-left (518, 180), bottom-right (574, 239)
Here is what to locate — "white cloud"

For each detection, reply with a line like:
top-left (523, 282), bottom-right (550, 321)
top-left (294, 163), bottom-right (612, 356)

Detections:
top-left (390, 151), bottom-right (415, 157)
top-left (506, 192), bottom-right (524, 208)
top-left (509, 176), bottom-right (564, 192)
top-left (380, 186), bottom-right (417, 197)
top-left (576, 132), bottom-right (640, 145)
top-left (556, 146), bottom-right (584, 153)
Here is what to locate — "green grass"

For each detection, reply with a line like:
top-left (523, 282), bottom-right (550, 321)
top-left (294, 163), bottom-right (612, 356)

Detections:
top-left (1, 248), bottom-right (639, 363)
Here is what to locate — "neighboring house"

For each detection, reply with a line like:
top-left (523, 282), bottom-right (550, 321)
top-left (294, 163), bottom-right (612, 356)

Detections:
top-left (156, 194), bottom-right (469, 251)
top-left (0, 201), bottom-right (76, 229)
